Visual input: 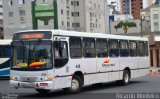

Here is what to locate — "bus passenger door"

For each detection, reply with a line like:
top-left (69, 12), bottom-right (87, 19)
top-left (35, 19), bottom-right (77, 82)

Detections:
top-left (52, 37), bottom-right (70, 89)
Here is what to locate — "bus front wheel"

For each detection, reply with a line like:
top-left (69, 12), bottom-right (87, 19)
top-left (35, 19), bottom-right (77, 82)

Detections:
top-left (64, 75), bottom-right (82, 94)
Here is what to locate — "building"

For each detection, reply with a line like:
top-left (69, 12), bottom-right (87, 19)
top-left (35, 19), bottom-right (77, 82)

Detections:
top-left (143, 0), bottom-right (156, 9)
top-left (0, 0), bottom-right (3, 39)
top-left (121, 0), bottom-right (155, 19)
top-left (149, 0), bottom-right (160, 68)
top-left (141, 0), bottom-right (160, 68)
top-left (121, 0), bottom-right (143, 19)
top-left (3, 0), bottom-right (107, 39)
top-left (121, 0), bottom-right (131, 15)
top-left (107, 0), bottom-right (121, 13)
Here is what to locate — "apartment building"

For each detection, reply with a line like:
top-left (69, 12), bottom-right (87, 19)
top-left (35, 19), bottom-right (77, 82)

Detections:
top-left (121, 0), bottom-right (131, 15)
top-left (121, 0), bottom-right (155, 19)
top-left (3, 0), bottom-right (107, 39)
top-left (143, 0), bottom-right (156, 9)
top-left (107, 0), bottom-right (121, 13)
top-left (0, 0), bottom-right (3, 39)
top-left (140, 0), bottom-right (160, 68)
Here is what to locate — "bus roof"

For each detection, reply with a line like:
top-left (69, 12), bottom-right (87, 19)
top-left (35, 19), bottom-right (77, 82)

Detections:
top-left (0, 39), bottom-right (12, 45)
top-left (15, 30), bottom-right (148, 41)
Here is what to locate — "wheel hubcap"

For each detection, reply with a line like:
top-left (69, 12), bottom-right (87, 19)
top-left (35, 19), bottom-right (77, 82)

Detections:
top-left (71, 79), bottom-right (79, 91)
top-left (124, 73), bottom-right (129, 83)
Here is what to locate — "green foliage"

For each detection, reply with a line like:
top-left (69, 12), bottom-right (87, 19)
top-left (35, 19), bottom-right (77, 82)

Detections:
top-left (114, 20), bottom-right (137, 34)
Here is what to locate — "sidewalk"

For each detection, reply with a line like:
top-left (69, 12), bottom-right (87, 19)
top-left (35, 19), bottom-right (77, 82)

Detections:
top-left (148, 67), bottom-right (160, 76)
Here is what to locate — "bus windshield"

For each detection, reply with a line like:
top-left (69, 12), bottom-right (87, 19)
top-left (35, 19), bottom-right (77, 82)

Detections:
top-left (11, 40), bottom-right (52, 70)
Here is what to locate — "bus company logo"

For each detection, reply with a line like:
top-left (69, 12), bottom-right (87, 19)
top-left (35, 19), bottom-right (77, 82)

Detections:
top-left (102, 59), bottom-right (115, 67)
top-left (103, 59), bottom-right (110, 64)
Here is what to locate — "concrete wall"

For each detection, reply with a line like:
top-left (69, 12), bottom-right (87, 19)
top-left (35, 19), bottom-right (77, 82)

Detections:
top-left (110, 20), bottom-right (141, 36)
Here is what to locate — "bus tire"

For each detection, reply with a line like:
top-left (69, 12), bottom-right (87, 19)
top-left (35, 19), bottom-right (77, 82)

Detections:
top-left (35, 89), bottom-right (50, 94)
top-left (121, 70), bottom-right (130, 85)
top-left (64, 75), bottom-right (82, 94)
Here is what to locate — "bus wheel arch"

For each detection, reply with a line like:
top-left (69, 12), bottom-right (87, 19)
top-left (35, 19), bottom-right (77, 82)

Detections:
top-left (73, 71), bottom-right (84, 85)
top-left (64, 71), bottom-right (84, 94)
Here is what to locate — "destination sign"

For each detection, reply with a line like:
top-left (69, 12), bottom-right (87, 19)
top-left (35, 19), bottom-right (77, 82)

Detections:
top-left (12, 31), bottom-right (52, 40)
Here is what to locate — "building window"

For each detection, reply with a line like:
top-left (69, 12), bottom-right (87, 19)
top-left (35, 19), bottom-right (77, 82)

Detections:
top-left (153, 22), bottom-right (159, 32)
top-left (9, 0), bottom-right (13, 6)
top-left (61, 9), bottom-right (63, 14)
top-left (71, 12), bottom-right (79, 17)
top-left (61, 21), bottom-right (64, 26)
top-left (43, 0), bottom-right (46, 2)
top-left (153, 14), bottom-right (158, 19)
top-left (19, 0), bottom-right (25, 5)
top-left (67, 11), bottom-right (70, 16)
top-left (66, 0), bottom-right (69, 5)
top-left (9, 12), bottom-right (13, 17)
top-left (71, 1), bottom-right (79, 6)
top-left (72, 23), bottom-right (80, 27)
top-left (67, 22), bottom-right (70, 27)
top-left (44, 20), bottom-right (49, 25)
top-left (19, 10), bottom-right (25, 16)
top-left (20, 22), bottom-right (26, 30)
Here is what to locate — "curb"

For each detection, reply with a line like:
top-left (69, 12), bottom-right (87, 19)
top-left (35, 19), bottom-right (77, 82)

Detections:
top-left (148, 69), bottom-right (160, 76)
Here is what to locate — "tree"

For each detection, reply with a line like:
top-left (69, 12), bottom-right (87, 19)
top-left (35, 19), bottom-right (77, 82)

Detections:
top-left (114, 20), bottom-right (137, 34)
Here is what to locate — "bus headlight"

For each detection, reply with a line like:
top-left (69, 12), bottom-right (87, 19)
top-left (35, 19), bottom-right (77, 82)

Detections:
top-left (47, 76), bottom-right (53, 81)
top-left (10, 76), bottom-right (14, 80)
top-left (10, 76), bottom-right (18, 80)
top-left (43, 76), bottom-right (53, 81)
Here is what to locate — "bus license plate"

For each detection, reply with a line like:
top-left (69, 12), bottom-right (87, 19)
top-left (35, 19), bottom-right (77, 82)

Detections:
top-left (21, 83), bottom-right (34, 88)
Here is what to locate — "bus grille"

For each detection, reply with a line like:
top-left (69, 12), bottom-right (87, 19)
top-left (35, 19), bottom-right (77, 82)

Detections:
top-left (21, 77), bottom-right (37, 82)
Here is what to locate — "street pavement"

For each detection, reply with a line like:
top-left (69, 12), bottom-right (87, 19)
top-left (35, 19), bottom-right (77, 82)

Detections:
top-left (0, 75), bottom-right (160, 99)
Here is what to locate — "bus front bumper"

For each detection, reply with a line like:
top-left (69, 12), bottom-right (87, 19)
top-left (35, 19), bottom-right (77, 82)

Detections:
top-left (10, 80), bottom-right (53, 90)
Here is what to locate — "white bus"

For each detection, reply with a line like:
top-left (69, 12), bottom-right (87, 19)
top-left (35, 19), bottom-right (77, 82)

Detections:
top-left (0, 40), bottom-right (12, 78)
top-left (10, 30), bottom-right (149, 93)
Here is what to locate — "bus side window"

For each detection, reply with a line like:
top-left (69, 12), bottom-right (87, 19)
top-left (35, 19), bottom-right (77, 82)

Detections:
top-left (138, 42), bottom-right (145, 57)
top-left (0, 45), bottom-right (11, 58)
top-left (119, 40), bottom-right (129, 57)
top-left (144, 42), bottom-right (149, 56)
top-left (129, 41), bottom-right (137, 57)
top-left (96, 39), bottom-right (108, 58)
top-left (54, 41), bottom-right (68, 68)
top-left (83, 38), bottom-right (96, 58)
top-left (69, 37), bottom-right (82, 58)
top-left (108, 39), bottom-right (119, 57)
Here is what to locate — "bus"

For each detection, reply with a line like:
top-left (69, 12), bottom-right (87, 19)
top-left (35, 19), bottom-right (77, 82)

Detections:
top-left (0, 40), bottom-right (12, 78)
top-left (10, 30), bottom-right (149, 93)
